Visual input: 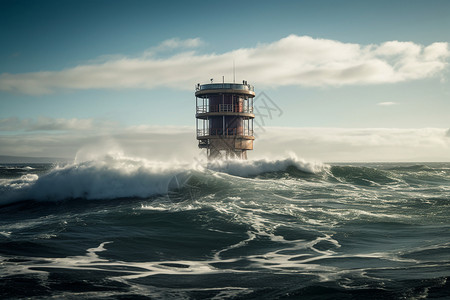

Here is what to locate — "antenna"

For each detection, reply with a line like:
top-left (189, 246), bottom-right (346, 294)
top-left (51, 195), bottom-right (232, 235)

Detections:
top-left (233, 59), bottom-right (235, 83)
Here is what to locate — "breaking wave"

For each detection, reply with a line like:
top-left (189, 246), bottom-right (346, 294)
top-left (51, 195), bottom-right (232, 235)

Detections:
top-left (2, 154), bottom-right (449, 207)
top-left (207, 155), bottom-right (324, 177)
top-left (0, 154), bottom-right (324, 206)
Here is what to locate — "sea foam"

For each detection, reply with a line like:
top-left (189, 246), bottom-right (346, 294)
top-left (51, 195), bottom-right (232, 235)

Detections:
top-left (0, 154), bottom-right (189, 205)
top-left (207, 154), bottom-right (324, 177)
top-left (0, 154), bottom-right (322, 205)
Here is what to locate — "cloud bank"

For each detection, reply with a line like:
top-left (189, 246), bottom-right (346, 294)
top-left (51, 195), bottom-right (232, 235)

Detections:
top-left (257, 127), bottom-right (450, 162)
top-left (1, 35), bottom-right (448, 95)
top-left (0, 117), bottom-right (96, 131)
top-left (1, 118), bottom-right (449, 162)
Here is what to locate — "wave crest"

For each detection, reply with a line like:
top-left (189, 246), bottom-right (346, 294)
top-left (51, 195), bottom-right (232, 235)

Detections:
top-left (0, 155), bottom-right (188, 205)
top-left (207, 155), bottom-right (325, 177)
top-left (0, 154), bottom-right (325, 205)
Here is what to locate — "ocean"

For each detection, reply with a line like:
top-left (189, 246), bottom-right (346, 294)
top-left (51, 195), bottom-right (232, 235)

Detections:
top-left (0, 155), bottom-right (449, 299)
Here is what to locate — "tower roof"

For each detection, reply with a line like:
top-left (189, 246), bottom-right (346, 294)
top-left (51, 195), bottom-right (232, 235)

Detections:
top-left (195, 82), bottom-right (255, 97)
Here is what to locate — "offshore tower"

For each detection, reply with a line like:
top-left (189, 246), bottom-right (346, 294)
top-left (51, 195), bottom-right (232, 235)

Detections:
top-left (195, 80), bottom-right (255, 160)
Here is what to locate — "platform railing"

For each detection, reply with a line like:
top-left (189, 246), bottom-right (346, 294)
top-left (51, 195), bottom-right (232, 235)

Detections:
top-left (196, 104), bottom-right (253, 114)
top-left (197, 128), bottom-right (254, 137)
top-left (196, 83), bottom-right (254, 92)
top-left (196, 106), bottom-right (207, 113)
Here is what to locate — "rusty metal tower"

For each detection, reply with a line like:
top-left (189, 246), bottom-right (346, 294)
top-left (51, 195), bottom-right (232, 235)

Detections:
top-left (195, 80), bottom-right (255, 160)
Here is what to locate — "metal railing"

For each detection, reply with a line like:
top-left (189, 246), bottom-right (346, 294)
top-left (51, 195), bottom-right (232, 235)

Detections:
top-left (196, 104), bottom-right (253, 114)
top-left (197, 128), bottom-right (254, 137)
top-left (197, 106), bottom-right (207, 113)
top-left (196, 83), bottom-right (254, 92)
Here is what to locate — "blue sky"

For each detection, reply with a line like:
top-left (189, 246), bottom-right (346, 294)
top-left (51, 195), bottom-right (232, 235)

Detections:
top-left (1, 0), bottom-right (449, 161)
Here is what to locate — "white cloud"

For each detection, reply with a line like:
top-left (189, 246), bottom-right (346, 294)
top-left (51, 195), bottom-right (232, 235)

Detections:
top-left (0, 124), bottom-right (197, 161)
top-left (0, 117), bottom-right (97, 131)
top-left (255, 127), bottom-right (450, 162)
top-left (0, 35), bottom-right (449, 95)
top-left (377, 102), bottom-right (397, 106)
top-left (0, 122), bottom-right (449, 162)
top-left (143, 37), bottom-right (204, 57)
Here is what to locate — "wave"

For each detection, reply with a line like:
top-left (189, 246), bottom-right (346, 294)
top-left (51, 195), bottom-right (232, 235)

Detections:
top-left (2, 153), bottom-right (445, 206)
top-left (386, 164), bottom-right (433, 172)
top-left (0, 166), bottom-right (35, 170)
top-left (0, 155), bottom-right (188, 206)
top-left (207, 155), bottom-right (325, 177)
top-left (329, 165), bottom-right (400, 186)
top-left (0, 154), bottom-right (324, 206)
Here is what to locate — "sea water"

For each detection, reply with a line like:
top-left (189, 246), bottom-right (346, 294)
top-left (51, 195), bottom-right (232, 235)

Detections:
top-left (0, 155), bottom-right (449, 299)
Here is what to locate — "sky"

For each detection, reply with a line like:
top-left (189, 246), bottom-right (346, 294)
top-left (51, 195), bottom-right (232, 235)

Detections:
top-left (1, 0), bottom-right (449, 162)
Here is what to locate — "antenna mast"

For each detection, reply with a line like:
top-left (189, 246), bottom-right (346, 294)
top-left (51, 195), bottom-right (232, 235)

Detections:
top-left (233, 60), bottom-right (235, 83)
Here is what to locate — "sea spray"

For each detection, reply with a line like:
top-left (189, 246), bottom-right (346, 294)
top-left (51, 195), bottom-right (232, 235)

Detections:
top-left (0, 154), bottom-right (323, 205)
top-left (0, 154), bottom-right (189, 205)
top-left (207, 153), bottom-right (325, 177)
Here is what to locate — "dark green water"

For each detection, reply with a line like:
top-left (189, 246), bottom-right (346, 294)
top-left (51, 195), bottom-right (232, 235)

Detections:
top-left (0, 157), bottom-right (449, 299)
